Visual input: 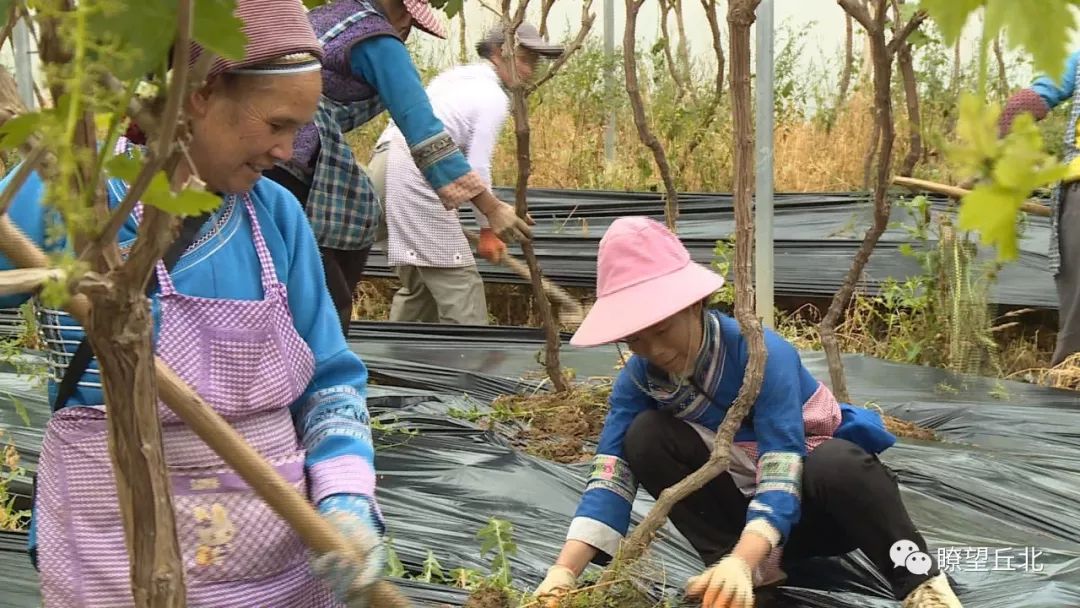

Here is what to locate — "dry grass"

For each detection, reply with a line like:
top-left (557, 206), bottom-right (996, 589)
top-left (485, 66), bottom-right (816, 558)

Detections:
top-left (481, 380), bottom-right (613, 464)
top-left (1013, 351), bottom-right (1080, 391)
top-left (0, 429), bottom-right (30, 531)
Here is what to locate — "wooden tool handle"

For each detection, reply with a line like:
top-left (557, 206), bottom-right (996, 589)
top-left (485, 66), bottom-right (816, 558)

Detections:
top-left (892, 176), bottom-right (1052, 217)
top-left (464, 229), bottom-right (585, 324)
top-left (0, 217), bottom-right (411, 608)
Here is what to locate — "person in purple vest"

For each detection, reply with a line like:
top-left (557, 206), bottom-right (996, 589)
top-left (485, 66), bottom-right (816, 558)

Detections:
top-left (531, 218), bottom-right (964, 608)
top-left (264, 0), bottom-right (533, 333)
top-left (0, 1), bottom-right (388, 606)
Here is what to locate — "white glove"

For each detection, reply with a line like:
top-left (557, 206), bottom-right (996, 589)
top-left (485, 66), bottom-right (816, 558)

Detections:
top-left (310, 496), bottom-right (386, 607)
top-left (534, 564), bottom-right (577, 600)
top-left (685, 554), bottom-right (755, 608)
top-left (483, 200), bottom-right (533, 244)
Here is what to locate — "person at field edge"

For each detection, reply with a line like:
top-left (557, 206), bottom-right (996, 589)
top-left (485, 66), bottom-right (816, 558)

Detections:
top-left (1000, 50), bottom-right (1080, 366)
top-left (531, 217), bottom-right (964, 608)
top-left (263, 0), bottom-right (532, 333)
top-left (368, 23), bottom-right (563, 325)
top-left (0, 1), bottom-right (386, 605)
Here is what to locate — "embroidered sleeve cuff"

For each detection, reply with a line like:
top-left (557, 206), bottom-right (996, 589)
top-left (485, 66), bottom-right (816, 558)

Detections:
top-left (567, 516), bottom-right (624, 560)
top-left (435, 170), bottom-right (486, 210)
top-left (742, 518), bottom-right (782, 550)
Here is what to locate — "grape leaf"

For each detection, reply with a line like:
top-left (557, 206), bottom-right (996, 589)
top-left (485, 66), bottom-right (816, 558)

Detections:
top-left (917, 0), bottom-right (983, 45)
top-left (442, 0), bottom-right (464, 19)
top-left (988, 0), bottom-right (1079, 83)
top-left (951, 93), bottom-right (1001, 176)
top-left (106, 154), bottom-right (220, 217)
top-left (0, 112), bottom-right (40, 150)
top-left (104, 153), bottom-right (143, 182)
top-left (0, 0), bottom-right (13, 31)
top-left (899, 2), bottom-right (919, 22)
top-left (142, 174), bottom-right (221, 217)
top-left (303, 0), bottom-right (328, 7)
top-left (193, 0), bottom-right (247, 62)
top-left (957, 185), bottom-right (1023, 261)
top-left (907, 28), bottom-right (934, 48)
top-left (92, 0), bottom-right (176, 80)
top-left (169, 189), bottom-right (221, 216)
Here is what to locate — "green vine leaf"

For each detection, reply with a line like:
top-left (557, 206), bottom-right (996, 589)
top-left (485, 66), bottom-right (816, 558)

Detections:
top-left (384, 536), bottom-right (407, 578)
top-left (0, 112), bottom-right (40, 150)
top-left (985, 0), bottom-right (1080, 83)
top-left (106, 153), bottom-right (220, 217)
top-left (429, 0), bottom-right (463, 19)
top-left (93, 1), bottom-right (176, 80)
top-left (954, 107), bottom-right (1068, 261)
top-left (105, 153), bottom-right (142, 182)
top-left (477, 518), bottom-right (517, 587)
top-left (951, 94), bottom-right (1000, 177)
top-left (193, 0), bottom-right (247, 62)
top-left (0, 0), bottom-right (13, 32)
top-left (917, 0), bottom-right (983, 44)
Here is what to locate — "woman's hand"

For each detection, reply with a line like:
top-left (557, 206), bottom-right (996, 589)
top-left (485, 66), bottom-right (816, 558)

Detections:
top-left (483, 200), bottom-right (534, 243)
top-left (310, 494), bottom-right (386, 607)
top-left (685, 554), bottom-right (755, 608)
top-left (533, 564), bottom-right (578, 604)
top-left (477, 227), bottom-right (508, 263)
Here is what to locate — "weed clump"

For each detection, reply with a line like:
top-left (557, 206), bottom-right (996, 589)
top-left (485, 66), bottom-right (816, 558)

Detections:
top-left (455, 379), bottom-right (613, 464)
top-left (465, 583), bottom-right (512, 608)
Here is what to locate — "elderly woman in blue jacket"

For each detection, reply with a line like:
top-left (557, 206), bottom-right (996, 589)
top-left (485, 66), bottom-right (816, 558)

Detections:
top-left (532, 217), bottom-right (964, 608)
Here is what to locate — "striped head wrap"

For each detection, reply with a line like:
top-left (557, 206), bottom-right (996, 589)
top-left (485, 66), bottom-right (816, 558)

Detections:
top-left (191, 0), bottom-right (324, 79)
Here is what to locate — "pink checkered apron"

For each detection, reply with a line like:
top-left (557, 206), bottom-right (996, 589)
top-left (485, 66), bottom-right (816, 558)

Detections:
top-left (34, 195), bottom-right (345, 607)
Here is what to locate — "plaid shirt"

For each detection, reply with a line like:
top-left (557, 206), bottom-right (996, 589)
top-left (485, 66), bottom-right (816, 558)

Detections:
top-left (297, 3), bottom-right (389, 252)
top-left (304, 96), bottom-right (386, 251)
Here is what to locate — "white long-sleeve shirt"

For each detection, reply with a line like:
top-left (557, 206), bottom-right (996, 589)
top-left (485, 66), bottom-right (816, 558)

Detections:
top-left (378, 62), bottom-right (509, 268)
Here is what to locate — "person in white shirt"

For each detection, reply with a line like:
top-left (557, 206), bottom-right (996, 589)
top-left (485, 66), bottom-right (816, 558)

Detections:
top-left (370, 23), bottom-right (563, 325)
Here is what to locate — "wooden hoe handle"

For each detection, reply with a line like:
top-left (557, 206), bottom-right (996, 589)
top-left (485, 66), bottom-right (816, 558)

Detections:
top-left (892, 176), bottom-right (1052, 217)
top-left (463, 228), bottom-right (586, 325)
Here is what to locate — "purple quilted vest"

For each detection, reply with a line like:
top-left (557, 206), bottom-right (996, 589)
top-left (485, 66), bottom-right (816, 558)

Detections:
top-left (292, 0), bottom-right (398, 168)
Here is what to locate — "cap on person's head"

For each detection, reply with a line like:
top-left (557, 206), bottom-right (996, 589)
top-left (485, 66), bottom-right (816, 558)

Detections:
top-left (190, 0), bottom-right (323, 79)
top-left (481, 22), bottom-right (565, 58)
top-left (403, 0), bottom-right (449, 39)
top-left (569, 216), bottom-right (725, 347)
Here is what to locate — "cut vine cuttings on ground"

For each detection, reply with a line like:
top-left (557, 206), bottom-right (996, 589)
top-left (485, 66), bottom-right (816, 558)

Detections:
top-left (451, 374), bottom-right (940, 468)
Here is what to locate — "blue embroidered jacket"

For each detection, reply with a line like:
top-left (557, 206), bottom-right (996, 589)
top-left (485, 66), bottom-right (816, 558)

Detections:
top-left (567, 313), bottom-right (896, 562)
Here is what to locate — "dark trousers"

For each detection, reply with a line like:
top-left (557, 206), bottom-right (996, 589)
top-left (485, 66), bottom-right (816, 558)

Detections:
top-left (264, 166), bottom-right (372, 335)
top-left (1054, 181), bottom-right (1080, 364)
top-left (623, 409), bottom-right (936, 601)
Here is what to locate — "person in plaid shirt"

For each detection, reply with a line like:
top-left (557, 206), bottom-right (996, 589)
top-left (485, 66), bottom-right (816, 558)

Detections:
top-left (265, 0), bottom-right (531, 333)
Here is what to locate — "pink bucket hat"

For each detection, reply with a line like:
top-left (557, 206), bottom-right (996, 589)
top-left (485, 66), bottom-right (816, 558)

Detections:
top-left (570, 216), bottom-right (726, 347)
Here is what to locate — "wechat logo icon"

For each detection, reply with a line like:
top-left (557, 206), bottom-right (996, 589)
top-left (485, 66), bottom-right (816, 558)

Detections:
top-left (890, 540), bottom-right (934, 576)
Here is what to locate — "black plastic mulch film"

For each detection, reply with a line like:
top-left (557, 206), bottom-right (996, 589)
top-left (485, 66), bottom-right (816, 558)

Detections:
top-left (1, 322), bottom-right (1078, 607)
top-left (359, 187), bottom-right (1060, 309)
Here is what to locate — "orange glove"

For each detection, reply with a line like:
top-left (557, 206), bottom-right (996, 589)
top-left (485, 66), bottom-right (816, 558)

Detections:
top-left (477, 227), bottom-right (507, 263)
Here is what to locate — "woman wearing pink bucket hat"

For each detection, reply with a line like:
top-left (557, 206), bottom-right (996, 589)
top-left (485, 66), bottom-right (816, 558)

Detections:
top-left (534, 217), bottom-right (964, 607)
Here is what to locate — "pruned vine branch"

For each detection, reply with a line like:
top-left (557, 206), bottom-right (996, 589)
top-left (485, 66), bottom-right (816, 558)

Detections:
top-left (624, 0), bottom-right (679, 230)
top-left (820, 0), bottom-right (921, 401)
top-left (679, 0), bottom-right (725, 171)
top-left (498, 0), bottom-right (594, 393)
